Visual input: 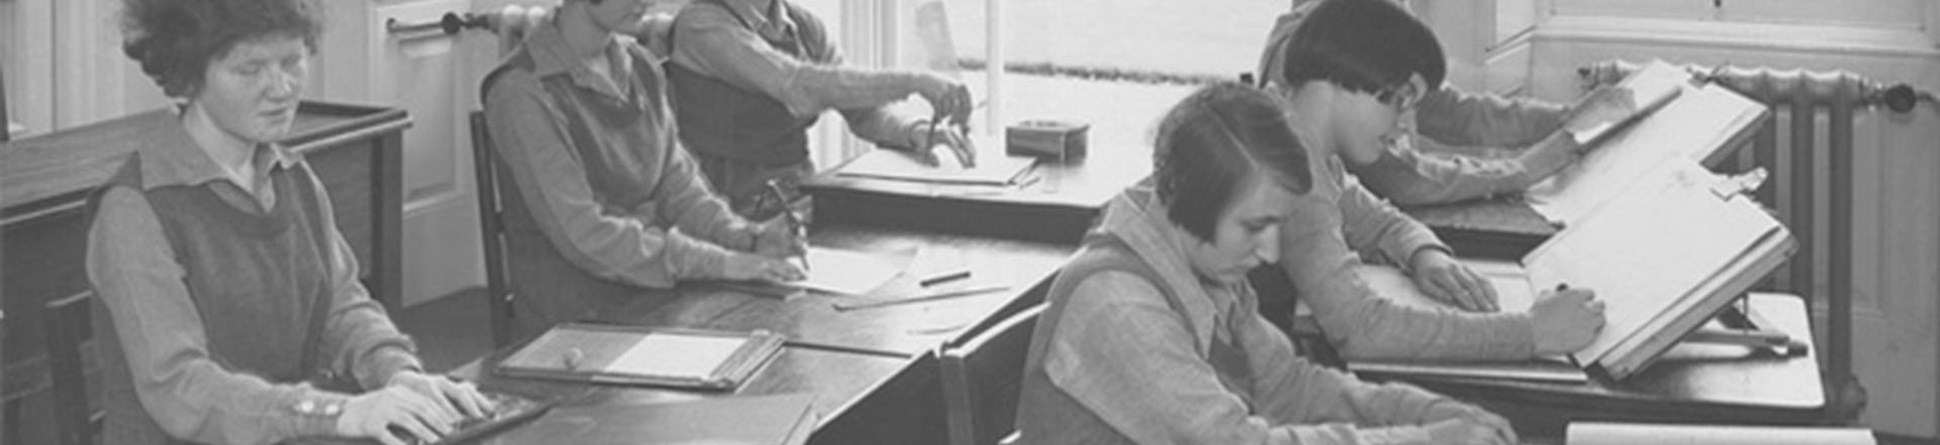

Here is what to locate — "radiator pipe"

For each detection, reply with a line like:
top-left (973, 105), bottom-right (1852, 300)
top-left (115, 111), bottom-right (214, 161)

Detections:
top-left (1578, 60), bottom-right (1934, 113)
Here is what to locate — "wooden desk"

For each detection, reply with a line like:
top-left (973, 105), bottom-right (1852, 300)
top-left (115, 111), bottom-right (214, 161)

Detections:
top-left (0, 102), bottom-right (406, 444)
top-left (1401, 197), bottom-right (1556, 260)
top-left (802, 138), bottom-right (1150, 244)
top-left (432, 223), bottom-right (1074, 444)
top-left (1364, 293), bottom-right (1828, 441)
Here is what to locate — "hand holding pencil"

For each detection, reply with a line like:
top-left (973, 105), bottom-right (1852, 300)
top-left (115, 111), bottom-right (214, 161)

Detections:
top-left (753, 179), bottom-right (810, 271)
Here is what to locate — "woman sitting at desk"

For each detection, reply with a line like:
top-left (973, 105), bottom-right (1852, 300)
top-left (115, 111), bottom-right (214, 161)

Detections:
top-left (1017, 83), bottom-right (1517, 445)
top-left (90, 0), bottom-right (490, 443)
top-left (480, 0), bottom-right (806, 340)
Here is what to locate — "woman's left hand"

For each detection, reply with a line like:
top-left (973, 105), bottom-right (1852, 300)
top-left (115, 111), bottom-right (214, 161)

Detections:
top-left (1410, 248), bottom-right (1499, 312)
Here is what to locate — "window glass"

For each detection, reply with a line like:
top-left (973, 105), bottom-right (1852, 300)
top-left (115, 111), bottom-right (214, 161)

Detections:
top-left (948, 0), bottom-right (1283, 151)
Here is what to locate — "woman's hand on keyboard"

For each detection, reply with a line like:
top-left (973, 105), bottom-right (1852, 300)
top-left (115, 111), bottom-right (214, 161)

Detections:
top-left (337, 385), bottom-right (458, 445)
top-left (388, 371), bottom-right (497, 419)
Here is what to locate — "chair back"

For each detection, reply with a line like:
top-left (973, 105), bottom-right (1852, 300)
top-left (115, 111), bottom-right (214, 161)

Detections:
top-left (939, 303), bottom-right (1042, 445)
top-left (43, 291), bottom-right (101, 445)
top-left (470, 112), bottom-right (518, 348)
top-left (2, 64), bottom-right (11, 142)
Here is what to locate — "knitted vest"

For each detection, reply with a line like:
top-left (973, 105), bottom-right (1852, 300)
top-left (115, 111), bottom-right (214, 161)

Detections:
top-left (1018, 235), bottom-right (1257, 444)
top-left (91, 154), bottom-right (337, 445)
top-left (664, 0), bottom-right (827, 166)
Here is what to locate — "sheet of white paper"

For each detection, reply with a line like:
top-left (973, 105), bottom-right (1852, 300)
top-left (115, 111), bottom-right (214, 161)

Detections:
top-left (786, 247), bottom-right (910, 296)
top-left (1527, 82), bottom-right (1765, 224)
top-left (1528, 161), bottom-right (1778, 364)
top-left (836, 149), bottom-right (1037, 186)
top-left (1569, 61), bottom-right (1689, 146)
top-left (1568, 422), bottom-right (1876, 445)
top-left (1350, 263), bottom-right (1578, 378)
top-left (602, 333), bottom-right (748, 380)
top-left (1356, 260), bottom-right (1533, 313)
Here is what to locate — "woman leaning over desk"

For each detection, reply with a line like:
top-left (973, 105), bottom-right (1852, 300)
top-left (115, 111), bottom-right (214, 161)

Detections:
top-left (1017, 83), bottom-right (1518, 445)
top-left (88, 0), bottom-right (489, 443)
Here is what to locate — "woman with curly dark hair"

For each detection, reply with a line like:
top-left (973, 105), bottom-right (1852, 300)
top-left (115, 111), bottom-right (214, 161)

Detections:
top-left (90, 0), bottom-right (490, 443)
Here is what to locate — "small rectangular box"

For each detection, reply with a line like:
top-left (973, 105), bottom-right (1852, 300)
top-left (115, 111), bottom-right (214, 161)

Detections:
top-left (1006, 120), bottom-right (1089, 161)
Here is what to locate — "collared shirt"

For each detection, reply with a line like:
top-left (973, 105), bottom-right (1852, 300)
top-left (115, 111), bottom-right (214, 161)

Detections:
top-left (1037, 187), bottom-right (1482, 445)
top-left (668, 0), bottom-right (929, 149)
top-left (86, 113), bottom-right (420, 443)
top-left (1278, 155), bottom-right (1536, 360)
top-left (1257, 4), bottom-right (1572, 205)
top-left (483, 18), bottom-right (760, 288)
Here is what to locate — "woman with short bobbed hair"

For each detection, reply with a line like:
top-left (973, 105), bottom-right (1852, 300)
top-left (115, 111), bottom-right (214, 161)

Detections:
top-left (92, 0), bottom-right (489, 443)
top-left (1017, 83), bottom-right (1519, 445)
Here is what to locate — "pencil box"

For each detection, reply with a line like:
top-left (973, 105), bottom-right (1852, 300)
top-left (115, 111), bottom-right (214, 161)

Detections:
top-left (1005, 120), bottom-right (1089, 161)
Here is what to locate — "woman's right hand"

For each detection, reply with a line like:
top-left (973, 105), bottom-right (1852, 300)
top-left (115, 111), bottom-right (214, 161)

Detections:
top-left (336, 385), bottom-right (461, 445)
top-left (1530, 287), bottom-right (1607, 355)
top-left (913, 73), bottom-right (974, 127)
top-left (1424, 418), bottom-right (1516, 445)
top-left (724, 252), bottom-right (806, 283)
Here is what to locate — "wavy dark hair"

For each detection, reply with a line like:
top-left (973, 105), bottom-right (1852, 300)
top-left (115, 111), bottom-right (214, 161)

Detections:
top-left (121, 0), bottom-right (323, 98)
top-left (1152, 82), bottom-right (1313, 242)
top-left (1279, 0), bottom-right (1444, 95)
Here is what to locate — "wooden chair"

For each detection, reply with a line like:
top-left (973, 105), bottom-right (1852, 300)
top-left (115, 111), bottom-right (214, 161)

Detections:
top-left (2, 63), bottom-right (11, 142)
top-left (470, 112), bottom-right (517, 348)
top-left (938, 304), bottom-right (1042, 445)
top-left (43, 291), bottom-right (101, 445)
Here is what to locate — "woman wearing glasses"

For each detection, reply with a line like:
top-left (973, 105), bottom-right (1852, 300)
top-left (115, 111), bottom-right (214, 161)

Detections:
top-left (1260, 0), bottom-right (1633, 208)
top-left (1254, 0), bottom-right (1607, 362)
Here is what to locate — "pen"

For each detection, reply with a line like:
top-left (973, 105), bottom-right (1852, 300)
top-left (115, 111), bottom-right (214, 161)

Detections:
top-left (919, 270), bottom-right (972, 287)
top-left (764, 179), bottom-right (809, 271)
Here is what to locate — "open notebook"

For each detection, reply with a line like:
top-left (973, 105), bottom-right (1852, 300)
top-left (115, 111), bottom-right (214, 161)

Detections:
top-left (1526, 64), bottom-right (1770, 224)
top-left (497, 324), bottom-right (786, 390)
